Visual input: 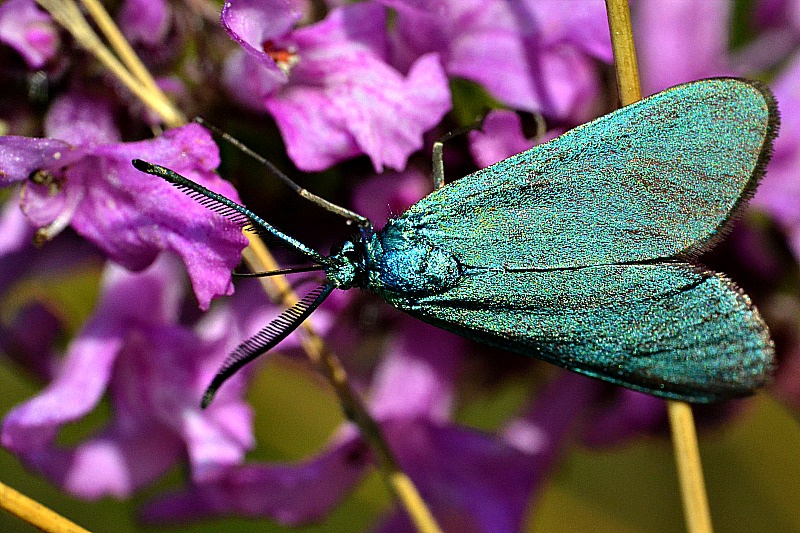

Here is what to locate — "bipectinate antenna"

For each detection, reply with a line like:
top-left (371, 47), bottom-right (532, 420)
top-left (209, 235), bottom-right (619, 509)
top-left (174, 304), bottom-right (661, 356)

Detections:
top-left (201, 283), bottom-right (335, 408)
top-left (132, 159), bottom-right (327, 265)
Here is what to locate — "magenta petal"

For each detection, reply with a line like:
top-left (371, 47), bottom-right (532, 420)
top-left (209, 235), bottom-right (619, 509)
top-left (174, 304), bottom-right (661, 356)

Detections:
top-left (267, 52), bottom-right (450, 171)
top-left (381, 420), bottom-right (537, 533)
top-left (20, 166), bottom-right (84, 231)
top-left (265, 86), bottom-right (359, 170)
top-left (352, 168), bottom-right (431, 223)
top-left (0, 201), bottom-right (38, 296)
top-left (180, 401), bottom-right (255, 482)
top-left (260, 1), bottom-right (450, 171)
top-left (95, 257), bottom-right (185, 325)
top-left (21, 424), bottom-right (183, 499)
top-left (110, 323), bottom-right (254, 484)
top-left (73, 124), bottom-right (246, 309)
top-left (44, 92), bottom-right (120, 146)
top-left (387, 0), bottom-right (606, 119)
top-left (520, 0), bottom-right (612, 61)
top-left (221, 0), bottom-right (300, 74)
top-left (3, 258), bottom-right (257, 498)
top-left (464, 44), bottom-right (600, 120)
top-left (1, 259), bottom-right (183, 453)
top-left (141, 433), bottom-right (369, 525)
top-left (1, 314), bottom-right (124, 452)
top-left (0, 200), bottom-right (34, 256)
top-left (752, 58), bottom-right (800, 267)
top-left (503, 372), bottom-right (599, 455)
top-left (0, 136), bottom-right (81, 186)
top-left (0, 0), bottom-right (59, 68)
top-left (349, 52), bottom-right (450, 171)
top-left (370, 319), bottom-right (463, 422)
top-left (223, 49), bottom-right (285, 109)
top-left (469, 110), bottom-right (563, 169)
top-left (0, 200), bottom-right (98, 297)
top-left (469, 110), bottom-right (536, 168)
top-left (118, 0), bottom-right (171, 47)
top-left (635, 0), bottom-right (734, 94)
top-left (754, 54), bottom-right (800, 246)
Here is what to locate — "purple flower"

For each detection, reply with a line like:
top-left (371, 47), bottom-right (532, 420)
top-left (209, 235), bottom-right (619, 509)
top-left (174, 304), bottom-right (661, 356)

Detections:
top-left (0, 301), bottom-right (62, 382)
top-left (118, 0), bottom-right (171, 48)
top-left (221, 0), bottom-right (451, 172)
top-left (0, 0), bottom-right (59, 69)
top-left (141, 318), bottom-right (600, 531)
top-left (0, 198), bottom-right (36, 272)
top-left (383, 0), bottom-right (611, 121)
top-left (0, 92), bottom-right (247, 309)
top-left (579, 389), bottom-right (666, 448)
top-left (468, 109), bottom-right (562, 168)
top-left (1, 256), bottom-right (257, 498)
top-left (633, 0), bottom-right (735, 94)
top-left (753, 0), bottom-right (800, 36)
top-left (469, 110), bottom-right (536, 168)
top-left (753, 54), bottom-right (800, 259)
top-left (352, 167), bottom-right (432, 223)
top-left (0, 198), bottom-right (99, 381)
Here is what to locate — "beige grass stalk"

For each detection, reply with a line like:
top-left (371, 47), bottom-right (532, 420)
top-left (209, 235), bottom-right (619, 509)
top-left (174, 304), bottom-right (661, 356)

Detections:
top-left (604, 2), bottom-right (714, 532)
top-left (0, 480), bottom-right (90, 533)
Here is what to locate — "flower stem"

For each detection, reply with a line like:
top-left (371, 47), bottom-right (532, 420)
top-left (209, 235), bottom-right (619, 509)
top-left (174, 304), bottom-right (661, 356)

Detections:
top-left (35, 2), bottom-right (441, 531)
top-left (242, 236), bottom-right (443, 533)
top-left (605, 0), bottom-right (641, 105)
top-left (77, 0), bottom-right (162, 95)
top-left (0, 480), bottom-right (91, 533)
top-left (35, 0), bottom-right (184, 128)
top-left (668, 400), bottom-right (714, 533)
top-left (604, 2), bottom-right (714, 532)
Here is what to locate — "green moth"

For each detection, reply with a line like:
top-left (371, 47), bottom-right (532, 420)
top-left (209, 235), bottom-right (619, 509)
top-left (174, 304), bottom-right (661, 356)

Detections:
top-left (134, 77), bottom-right (779, 407)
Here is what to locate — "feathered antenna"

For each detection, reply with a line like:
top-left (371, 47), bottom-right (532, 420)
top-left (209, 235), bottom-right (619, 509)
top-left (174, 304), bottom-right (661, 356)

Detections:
top-left (132, 159), bottom-right (327, 265)
top-left (201, 283), bottom-right (335, 408)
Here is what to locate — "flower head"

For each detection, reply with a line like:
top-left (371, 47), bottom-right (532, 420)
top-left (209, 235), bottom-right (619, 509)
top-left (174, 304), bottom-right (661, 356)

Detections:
top-left (383, 0), bottom-right (611, 121)
top-left (0, 0), bottom-right (59, 69)
top-left (0, 93), bottom-right (247, 309)
top-left (1, 257), bottom-right (259, 498)
top-left (221, 0), bottom-right (451, 171)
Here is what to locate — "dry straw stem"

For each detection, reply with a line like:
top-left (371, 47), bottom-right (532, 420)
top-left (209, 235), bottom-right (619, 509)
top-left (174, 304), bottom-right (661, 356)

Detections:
top-left (604, 1), bottom-right (714, 532)
top-left (25, 2), bottom-right (441, 532)
top-left (35, 0), bottom-right (184, 127)
top-left (0, 480), bottom-right (90, 533)
top-left (243, 236), bottom-right (443, 533)
top-left (78, 0), bottom-right (164, 96)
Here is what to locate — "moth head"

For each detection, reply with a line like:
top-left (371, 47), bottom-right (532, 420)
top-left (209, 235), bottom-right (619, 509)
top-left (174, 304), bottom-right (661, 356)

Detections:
top-left (326, 239), bottom-right (367, 289)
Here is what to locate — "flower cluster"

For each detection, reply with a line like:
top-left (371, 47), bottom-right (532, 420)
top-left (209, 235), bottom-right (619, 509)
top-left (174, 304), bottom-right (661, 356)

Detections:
top-left (0, 0), bottom-right (798, 531)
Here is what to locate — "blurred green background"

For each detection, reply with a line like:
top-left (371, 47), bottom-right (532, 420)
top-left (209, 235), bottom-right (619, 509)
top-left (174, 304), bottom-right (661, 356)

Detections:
top-left (2, 348), bottom-right (799, 532)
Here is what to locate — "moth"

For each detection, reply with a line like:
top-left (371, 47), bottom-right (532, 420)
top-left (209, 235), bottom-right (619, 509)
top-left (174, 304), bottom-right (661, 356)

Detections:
top-left (134, 77), bottom-right (778, 407)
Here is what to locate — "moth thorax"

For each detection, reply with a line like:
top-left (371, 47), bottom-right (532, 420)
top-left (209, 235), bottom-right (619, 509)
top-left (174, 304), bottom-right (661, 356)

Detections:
top-left (369, 230), bottom-right (461, 296)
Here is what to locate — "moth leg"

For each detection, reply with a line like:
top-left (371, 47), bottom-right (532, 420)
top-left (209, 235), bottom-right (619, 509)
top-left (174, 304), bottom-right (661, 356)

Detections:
top-left (194, 117), bottom-right (372, 229)
top-left (432, 115), bottom-right (487, 190)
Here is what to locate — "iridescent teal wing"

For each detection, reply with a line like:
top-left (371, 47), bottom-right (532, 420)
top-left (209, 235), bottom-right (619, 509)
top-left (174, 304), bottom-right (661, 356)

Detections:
top-left (396, 78), bottom-right (778, 269)
top-left (379, 78), bottom-right (778, 400)
top-left (386, 263), bottom-right (773, 402)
